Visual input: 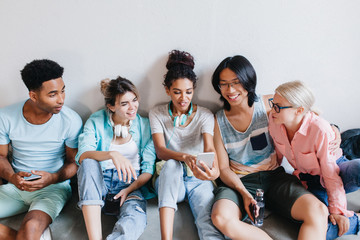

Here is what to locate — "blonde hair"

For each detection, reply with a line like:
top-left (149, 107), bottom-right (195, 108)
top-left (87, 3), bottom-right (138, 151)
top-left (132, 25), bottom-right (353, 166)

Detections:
top-left (275, 80), bottom-right (318, 114)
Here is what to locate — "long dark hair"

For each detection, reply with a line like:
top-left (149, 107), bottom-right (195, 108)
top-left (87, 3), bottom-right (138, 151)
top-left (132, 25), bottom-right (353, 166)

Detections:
top-left (212, 55), bottom-right (258, 111)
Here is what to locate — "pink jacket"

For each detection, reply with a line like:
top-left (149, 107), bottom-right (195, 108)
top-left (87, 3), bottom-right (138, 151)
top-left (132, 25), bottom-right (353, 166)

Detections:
top-left (269, 111), bottom-right (352, 217)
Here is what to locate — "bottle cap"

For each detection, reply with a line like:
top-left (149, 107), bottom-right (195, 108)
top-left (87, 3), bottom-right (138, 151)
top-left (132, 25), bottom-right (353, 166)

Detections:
top-left (256, 188), bottom-right (264, 197)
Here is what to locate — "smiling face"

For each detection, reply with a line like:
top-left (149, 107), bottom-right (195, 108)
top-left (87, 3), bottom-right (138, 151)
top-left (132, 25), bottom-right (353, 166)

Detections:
top-left (218, 68), bottom-right (248, 107)
top-left (30, 77), bottom-right (65, 114)
top-left (165, 78), bottom-right (194, 115)
top-left (107, 91), bottom-right (139, 125)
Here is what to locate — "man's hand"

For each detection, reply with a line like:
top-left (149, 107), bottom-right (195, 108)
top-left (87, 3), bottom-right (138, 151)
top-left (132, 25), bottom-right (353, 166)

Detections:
top-left (329, 213), bottom-right (350, 236)
top-left (9, 171), bottom-right (32, 190)
top-left (242, 193), bottom-right (257, 222)
top-left (21, 170), bottom-right (56, 192)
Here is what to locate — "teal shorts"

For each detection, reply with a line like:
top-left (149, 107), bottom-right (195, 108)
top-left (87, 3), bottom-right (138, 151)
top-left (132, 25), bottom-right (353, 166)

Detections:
top-left (0, 181), bottom-right (71, 221)
top-left (214, 167), bottom-right (310, 220)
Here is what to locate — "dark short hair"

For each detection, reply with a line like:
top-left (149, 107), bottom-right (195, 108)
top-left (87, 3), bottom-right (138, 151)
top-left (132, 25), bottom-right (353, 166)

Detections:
top-left (21, 59), bottom-right (64, 91)
top-left (100, 76), bottom-right (139, 109)
top-left (212, 55), bottom-right (258, 110)
top-left (163, 50), bottom-right (197, 89)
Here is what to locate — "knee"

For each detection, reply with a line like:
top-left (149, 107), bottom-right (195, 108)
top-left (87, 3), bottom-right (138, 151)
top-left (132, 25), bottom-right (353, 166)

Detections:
top-left (304, 201), bottom-right (329, 223)
top-left (211, 209), bottom-right (229, 230)
top-left (351, 161), bottom-right (360, 180)
top-left (78, 159), bottom-right (101, 178)
top-left (21, 218), bottom-right (44, 235)
top-left (161, 159), bottom-right (182, 176)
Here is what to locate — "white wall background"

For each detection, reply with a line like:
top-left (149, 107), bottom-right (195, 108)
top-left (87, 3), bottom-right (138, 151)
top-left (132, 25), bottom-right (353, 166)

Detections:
top-left (0, 0), bottom-right (359, 130)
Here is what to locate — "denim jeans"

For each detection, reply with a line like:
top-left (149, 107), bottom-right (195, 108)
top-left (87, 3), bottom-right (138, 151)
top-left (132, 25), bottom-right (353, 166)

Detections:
top-left (78, 159), bottom-right (147, 240)
top-left (156, 159), bottom-right (225, 240)
top-left (300, 156), bottom-right (360, 239)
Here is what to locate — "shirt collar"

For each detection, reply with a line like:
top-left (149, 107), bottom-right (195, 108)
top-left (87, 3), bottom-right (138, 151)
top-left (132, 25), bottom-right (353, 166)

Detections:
top-left (296, 111), bottom-right (313, 136)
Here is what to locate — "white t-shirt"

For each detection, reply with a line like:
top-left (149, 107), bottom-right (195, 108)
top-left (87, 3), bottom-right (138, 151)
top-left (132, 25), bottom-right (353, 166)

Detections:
top-left (101, 137), bottom-right (140, 171)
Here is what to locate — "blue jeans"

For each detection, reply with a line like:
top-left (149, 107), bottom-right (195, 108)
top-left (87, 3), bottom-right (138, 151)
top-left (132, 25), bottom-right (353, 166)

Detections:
top-left (77, 159), bottom-right (147, 240)
top-left (300, 156), bottom-right (360, 240)
top-left (156, 159), bottom-right (225, 240)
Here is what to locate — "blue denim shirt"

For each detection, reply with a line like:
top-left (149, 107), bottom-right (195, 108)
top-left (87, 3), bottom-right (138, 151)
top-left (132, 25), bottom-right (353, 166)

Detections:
top-left (75, 109), bottom-right (156, 198)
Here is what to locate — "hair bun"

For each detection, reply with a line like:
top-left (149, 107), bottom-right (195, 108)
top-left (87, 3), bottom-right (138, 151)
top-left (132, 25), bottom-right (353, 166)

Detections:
top-left (166, 50), bottom-right (195, 70)
top-left (100, 78), bottom-right (111, 96)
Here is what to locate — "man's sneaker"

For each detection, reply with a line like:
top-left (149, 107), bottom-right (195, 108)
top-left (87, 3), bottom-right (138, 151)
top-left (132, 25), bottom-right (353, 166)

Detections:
top-left (40, 227), bottom-right (52, 240)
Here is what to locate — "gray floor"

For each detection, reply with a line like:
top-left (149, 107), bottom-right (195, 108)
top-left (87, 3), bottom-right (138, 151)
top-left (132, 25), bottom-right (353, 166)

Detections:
top-left (1, 189), bottom-right (359, 239)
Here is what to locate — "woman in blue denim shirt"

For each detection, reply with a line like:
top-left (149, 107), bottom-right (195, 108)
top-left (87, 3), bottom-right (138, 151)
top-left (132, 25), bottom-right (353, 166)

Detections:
top-left (75, 77), bottom-right (156, 240)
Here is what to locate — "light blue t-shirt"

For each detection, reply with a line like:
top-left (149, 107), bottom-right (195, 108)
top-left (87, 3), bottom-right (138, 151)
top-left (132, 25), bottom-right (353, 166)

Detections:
top-left (0, 100), bottom-right (83, 173)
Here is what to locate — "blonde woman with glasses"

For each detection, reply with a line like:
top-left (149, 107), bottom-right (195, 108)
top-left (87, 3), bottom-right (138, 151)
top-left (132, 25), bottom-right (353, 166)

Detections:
top-left (268, 80), bottom-right (360, 239)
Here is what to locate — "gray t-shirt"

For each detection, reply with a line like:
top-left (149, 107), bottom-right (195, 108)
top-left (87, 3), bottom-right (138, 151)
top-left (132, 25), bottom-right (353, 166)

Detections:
top-left (149, 103), bottom-right (214, 155)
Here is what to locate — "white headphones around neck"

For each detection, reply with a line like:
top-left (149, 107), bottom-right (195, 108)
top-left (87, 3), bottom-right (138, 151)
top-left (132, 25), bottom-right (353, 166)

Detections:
top-left (109, 113), bottom-right (132, 138)
top-left (168, 101), bottom-right (193, 127)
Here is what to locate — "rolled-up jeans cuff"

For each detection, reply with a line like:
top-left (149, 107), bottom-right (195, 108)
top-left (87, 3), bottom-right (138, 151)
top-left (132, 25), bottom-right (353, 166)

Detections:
top-left (158, 200), bottom-right (177, 212)
top-left (77, 199), bottom-right (104, 209)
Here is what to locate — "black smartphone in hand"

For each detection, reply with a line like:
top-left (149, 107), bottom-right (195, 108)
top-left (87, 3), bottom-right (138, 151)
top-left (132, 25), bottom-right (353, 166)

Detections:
top-left (23, 174), bottom-right (42, 181)
top-left (250, 203), bottom-right (259, 221)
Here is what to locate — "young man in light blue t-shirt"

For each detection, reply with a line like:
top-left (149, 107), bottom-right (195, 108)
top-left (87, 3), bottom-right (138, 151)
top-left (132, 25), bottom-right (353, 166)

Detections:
top-left (0, 59), bottom-right (82, 240)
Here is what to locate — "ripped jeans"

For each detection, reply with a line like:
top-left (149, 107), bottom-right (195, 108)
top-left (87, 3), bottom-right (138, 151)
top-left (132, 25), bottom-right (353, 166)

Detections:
top-left (78, 159), bottom-right (146, 240)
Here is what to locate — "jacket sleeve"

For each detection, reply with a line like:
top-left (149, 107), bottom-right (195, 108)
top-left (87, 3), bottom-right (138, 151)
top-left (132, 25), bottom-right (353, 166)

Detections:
top-left (75, 117), bottom-right (98, 165)
top-left (138, 116), bottom-right (156, 175)
top-left (316, 128), bottom-right (353, 217)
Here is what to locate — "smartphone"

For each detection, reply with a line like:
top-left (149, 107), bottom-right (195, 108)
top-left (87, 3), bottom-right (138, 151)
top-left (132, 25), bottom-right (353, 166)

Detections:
top-left (23, 174), bottom-right (42, 181)
top-left (196, 152), bottom-right (215, 170)
top-left (250, 203), bottom-right (256, 221)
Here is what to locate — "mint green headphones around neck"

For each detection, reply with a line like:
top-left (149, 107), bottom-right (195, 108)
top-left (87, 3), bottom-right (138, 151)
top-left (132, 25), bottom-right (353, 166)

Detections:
top-left (168, 101), bottom-right (193, 127)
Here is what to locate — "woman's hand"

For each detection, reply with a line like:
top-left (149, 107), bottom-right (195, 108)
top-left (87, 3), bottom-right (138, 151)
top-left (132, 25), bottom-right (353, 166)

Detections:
top-left (182, 154), bottom-right (196, 169)
top-left (329, 213), bottom-right (350, 236)
top-left (329, 125), bottom-right (341, 155)
top-left (110, 151), bottom-right (137, 183)
top-left (191, 159), bottom-right (219, 181)
top-left (183, 154), bottom-right (219, 180)
top-left (114, 187), bottom-right (132, 206)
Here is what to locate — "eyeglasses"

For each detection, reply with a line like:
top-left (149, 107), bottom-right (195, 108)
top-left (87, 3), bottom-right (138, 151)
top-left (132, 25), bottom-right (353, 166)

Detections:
top-left (218, 81), bottom-right (242, 90)
top-left (268, 98), bottom-right (293, 113)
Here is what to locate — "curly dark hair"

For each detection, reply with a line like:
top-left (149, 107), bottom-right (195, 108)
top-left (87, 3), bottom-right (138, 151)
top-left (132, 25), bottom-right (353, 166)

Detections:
top-left (163, 50), bottom-right (197, 89)
top-left (20, 59), bottom-right (64, 91)
top-left (212, 55), bottom-right (258, 110)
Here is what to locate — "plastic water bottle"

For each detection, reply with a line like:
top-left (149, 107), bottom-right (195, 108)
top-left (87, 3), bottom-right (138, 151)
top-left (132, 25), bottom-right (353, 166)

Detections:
top-left (254, 189), bottom-right (265, 227)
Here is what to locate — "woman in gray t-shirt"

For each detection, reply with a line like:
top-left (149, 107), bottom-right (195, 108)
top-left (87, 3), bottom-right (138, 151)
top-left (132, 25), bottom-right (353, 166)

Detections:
top-left (149, 50), bottom-right (224, 240)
